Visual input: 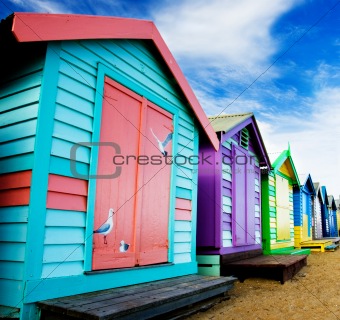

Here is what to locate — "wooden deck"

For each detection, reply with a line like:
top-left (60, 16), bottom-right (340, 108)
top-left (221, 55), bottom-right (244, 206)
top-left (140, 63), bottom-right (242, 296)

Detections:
top-left (38, 275), bottom-right (237, 320)
top-left (300, 239), bottom-right (333, 252)
top-left (221, 254), bottom-right (308, 284)
top-left (322, 237), bottom-right (340, 245)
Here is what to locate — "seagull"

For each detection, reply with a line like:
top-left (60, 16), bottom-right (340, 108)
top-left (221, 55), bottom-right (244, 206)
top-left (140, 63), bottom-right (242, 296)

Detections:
top-left (150, 126), bottom-right (173, 156)
top-left (93, 208), bottom-right (114, 244)
top-left (119, 240), bottom-right (130, 252)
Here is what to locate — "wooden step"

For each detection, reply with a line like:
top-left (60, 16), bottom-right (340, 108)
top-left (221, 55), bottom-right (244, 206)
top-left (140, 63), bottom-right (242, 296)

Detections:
top-left (38, 275), bottom-right (237, 320)
top-left (221, 254), bottom-right (308, 284)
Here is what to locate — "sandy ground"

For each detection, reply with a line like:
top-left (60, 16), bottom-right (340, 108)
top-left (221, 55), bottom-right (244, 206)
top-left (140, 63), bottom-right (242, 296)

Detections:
top-left (189, 250), bottom-right (340, 320)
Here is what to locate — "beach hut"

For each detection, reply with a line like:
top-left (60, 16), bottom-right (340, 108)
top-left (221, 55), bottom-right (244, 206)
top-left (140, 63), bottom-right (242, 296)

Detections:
top-left (196, 113), bottom-right (270, 276)
top-left (319, 194), bottom-right (340, 250)
top-left (298, 186), bottom-right (338, 251)
top-left (0, 13), bottom-right (227, 319)
top-left (327, 195), bottom-right (338, 237)
top-left (336, 198), bottom-right (340, 237)
top-left (321, 187), bottom-right (330, 237)
top-left (292, 174), bottom-right (316, 247)
top-left (312, 183), bottom-right (324, 239)
top-left (261, 147), bottom-right (309, 255)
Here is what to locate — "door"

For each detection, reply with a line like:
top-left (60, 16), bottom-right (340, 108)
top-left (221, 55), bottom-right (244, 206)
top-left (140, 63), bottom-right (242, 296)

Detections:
top-left (232, 145), bottom-right (255, 246)
top-left (276, 175), bottom-right (291, 241)
top-left (138, 105), bottom-right (172, 265)
top-left (92, 77), bottom-right (172, 270)
top-left (302, 193), bottom-right (310, 240)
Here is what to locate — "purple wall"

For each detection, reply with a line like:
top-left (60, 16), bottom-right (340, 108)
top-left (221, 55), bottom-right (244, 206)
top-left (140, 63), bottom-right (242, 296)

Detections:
top-left (197, 121), bottom-right (264, 255)
top-left (197, 143), bottom-right (220, 247)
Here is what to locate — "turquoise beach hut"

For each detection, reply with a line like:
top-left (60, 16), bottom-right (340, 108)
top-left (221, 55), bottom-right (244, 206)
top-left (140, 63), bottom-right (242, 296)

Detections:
top-left (0, 13), bottom-right (224, 319)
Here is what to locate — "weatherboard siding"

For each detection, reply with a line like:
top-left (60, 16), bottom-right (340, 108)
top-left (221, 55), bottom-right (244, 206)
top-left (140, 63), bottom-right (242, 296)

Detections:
top-left (224, 133), bottom-right (261, 252)
top-left (0, 49), bottom-right (45, 312)
top-left (197, 128), bottom-right (262, 254)
top-left (0, 171), bottom-right (32, 308)
top-left (221, 141), bottom-right (233, 248)
top-left (40, 175), bottom-right (88, 278)
top-left (262, 171), bottom-right (295, 253)
top-left (42, 38), bottom-right (197, 277)
top-left (0, 206), bottom-right (28, 308)
top-left (313, 196), bottom-right (323, 239)
top-left (294, 186), bottom-right (313, 244)
top-left (0, 56), bottom-right (44, 174)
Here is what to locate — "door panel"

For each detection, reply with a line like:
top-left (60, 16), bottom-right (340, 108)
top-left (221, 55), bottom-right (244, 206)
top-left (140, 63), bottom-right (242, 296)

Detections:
top-left (138, 103), bottom-right (172, 265)
top-left (92, 78), bottom-right (172, 270)
top-left (93, 81), bottom-right (141, 270)
top-left (276, 175), bottom-right (291, 241)
top-left (246, 160), bottom-right (255, 245)
top-left (233, 146), bottom-right (247, 246)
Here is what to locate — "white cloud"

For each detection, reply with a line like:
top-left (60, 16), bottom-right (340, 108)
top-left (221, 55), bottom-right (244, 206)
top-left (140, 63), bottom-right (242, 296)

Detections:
top-left (152, 1), bottom-right (339, 197)
top-left (257, 86), bottom-right (340, 197)
top-left (9, 0), bottom-right (69, 13)
top-left (152, 0), bottom-right (299, 70)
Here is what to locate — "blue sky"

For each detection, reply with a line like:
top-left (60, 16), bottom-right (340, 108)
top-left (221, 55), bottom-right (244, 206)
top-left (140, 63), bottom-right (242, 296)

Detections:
top-left (1, 0), bottom-right (339, 197)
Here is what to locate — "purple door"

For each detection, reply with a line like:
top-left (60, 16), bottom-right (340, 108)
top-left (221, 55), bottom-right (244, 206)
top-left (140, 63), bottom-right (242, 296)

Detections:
top-left (232, 145), bottom-right (255, 246)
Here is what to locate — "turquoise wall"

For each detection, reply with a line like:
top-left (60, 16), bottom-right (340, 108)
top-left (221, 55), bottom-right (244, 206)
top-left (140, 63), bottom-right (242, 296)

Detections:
top-left (0, 49), bottom-right (45, 317)
top-left (0, 38), bottom-right (201, 319)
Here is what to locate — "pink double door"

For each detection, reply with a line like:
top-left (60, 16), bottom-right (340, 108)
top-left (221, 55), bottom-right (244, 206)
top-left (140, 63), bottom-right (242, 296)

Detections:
top-left (92, 77), bottom-right (173, 270)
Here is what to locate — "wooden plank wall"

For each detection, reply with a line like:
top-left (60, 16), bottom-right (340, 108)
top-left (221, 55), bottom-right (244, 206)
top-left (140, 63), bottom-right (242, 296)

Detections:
top-left (220, 132), bottom-right (261, 250)
top-left (266, 172), bottom-right (295, 251)
top-left (313, 195), bottom-right (323, 239)
top-left (0, 54), bottom-right (44, 308)
top-left (42, 38), bottom-right (198, 277)
top-left (293, 187), bottom-right (303, 247)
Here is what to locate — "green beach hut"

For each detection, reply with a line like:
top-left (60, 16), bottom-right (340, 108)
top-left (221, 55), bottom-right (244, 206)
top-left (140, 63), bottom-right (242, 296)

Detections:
top-left (261, 146), bottom-right (310, 255)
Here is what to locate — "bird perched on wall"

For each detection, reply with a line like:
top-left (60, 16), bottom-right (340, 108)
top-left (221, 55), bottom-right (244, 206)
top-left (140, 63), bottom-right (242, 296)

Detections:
top-left (119, 240), bottom-right (130, 252)
top-left (94, 208), bottom-right (114, 244)
top-left (150, 124), bottom-right (173, 157)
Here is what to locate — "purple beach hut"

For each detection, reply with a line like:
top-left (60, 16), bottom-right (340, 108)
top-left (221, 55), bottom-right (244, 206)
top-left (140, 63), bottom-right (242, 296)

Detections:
top-left (196, 113), bottom-right (270, 276)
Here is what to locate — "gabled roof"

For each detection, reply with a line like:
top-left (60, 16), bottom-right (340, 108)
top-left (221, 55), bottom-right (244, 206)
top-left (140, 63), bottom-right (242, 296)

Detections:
top-left (335, 199), bottom-right (340, 209)
top-left (298, 174), bottom-right (316, 196)
top-left (321, 186), bottom-right (329, 206)
top-left (271, 146), bottom-right (299, 185)
top-left (208, 113), bottom-right (270, 168)
top-left (8, 12), bottom-right (219, 150)
top-left (328, 195), bottom-right (337, 210)
top-left (313, 182), bottom-right (325, 204)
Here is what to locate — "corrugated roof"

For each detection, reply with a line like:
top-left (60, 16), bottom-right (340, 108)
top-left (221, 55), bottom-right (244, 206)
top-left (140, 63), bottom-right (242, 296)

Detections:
top-left (8, 12), bottom-right (220, 150)
top-left (208, 113), bottom-right (253, 133)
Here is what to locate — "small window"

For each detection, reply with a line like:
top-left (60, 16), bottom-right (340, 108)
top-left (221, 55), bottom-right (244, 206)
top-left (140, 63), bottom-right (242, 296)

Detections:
top-left (240, 128), bottom-right (249, 150)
